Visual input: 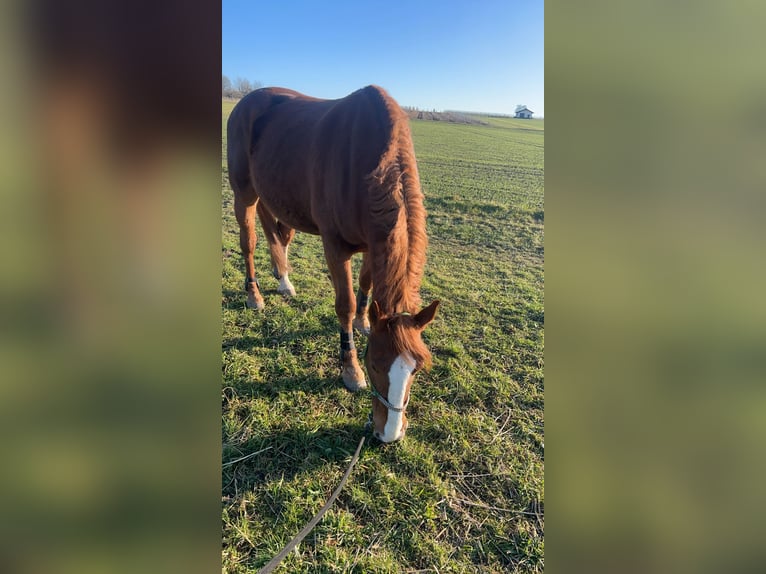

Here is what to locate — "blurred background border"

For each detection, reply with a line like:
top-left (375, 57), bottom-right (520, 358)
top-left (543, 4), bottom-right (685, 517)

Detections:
top-left (2, 1), bottom-right (766, 573)
top-left (547, 1), bottom-right (766, 572)
top-left (1, 1), bottom-right (222, 573)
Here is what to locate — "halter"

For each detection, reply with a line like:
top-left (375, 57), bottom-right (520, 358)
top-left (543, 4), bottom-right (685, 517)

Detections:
top-left (362, 310), bottom-right (413, 431)
top-left (370, 384), bottom-right (409, 413)
top-left (364, 359), bottom-right (410, 432)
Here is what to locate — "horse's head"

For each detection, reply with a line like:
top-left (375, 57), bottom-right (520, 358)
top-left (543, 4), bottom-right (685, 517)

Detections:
top-left (364, 300), bottom-right (440, 443)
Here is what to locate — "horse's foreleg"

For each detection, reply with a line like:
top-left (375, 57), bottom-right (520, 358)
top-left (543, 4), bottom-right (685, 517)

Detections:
top-left (257, 202), bottom-right (296, 297)
top-left (234, 194), bottom-right (265, 310)
top-left (353, 252), bottom-right (372, 335)
top-left (324, 251), bottom-right (367, 392)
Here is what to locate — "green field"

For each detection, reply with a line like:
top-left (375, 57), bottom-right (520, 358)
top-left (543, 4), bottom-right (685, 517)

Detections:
top-left (221, 100), bottom-right (544, 572)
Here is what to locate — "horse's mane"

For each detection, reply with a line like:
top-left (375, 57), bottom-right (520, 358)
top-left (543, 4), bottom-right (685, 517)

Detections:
top-left (388, 316), bottom-right (433, 370)
top-left (365, 86), bottom-right (428, 318)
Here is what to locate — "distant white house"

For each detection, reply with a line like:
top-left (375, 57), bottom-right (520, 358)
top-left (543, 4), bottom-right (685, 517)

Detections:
top-left (514, 105), bottom-right (533, 119)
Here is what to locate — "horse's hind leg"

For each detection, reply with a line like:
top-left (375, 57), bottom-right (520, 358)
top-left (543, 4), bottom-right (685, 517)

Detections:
top-left (234, 192), bottom-right (265, 310)
top-left (256, 201), bottom-right (296, 297)
top-left (352, 252), bottom-right (372, 335)
top-left (324, 247), bottom-right (367, 392)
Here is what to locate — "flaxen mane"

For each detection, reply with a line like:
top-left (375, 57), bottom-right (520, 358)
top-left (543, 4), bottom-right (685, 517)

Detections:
top-left (388, 314), bottom-right (433, 370)
top-left (366, 88), bottom-right (428, 316)
top-left (365, 87), bottom-right (431, 369)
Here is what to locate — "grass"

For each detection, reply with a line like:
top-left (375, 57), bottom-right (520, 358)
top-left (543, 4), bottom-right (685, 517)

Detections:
top-left (221, 99), bottom-right (544, 573)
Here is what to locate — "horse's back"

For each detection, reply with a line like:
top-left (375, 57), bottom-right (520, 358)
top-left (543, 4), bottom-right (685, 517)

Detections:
top-left (313, 86), bottom-right (399, 179)
top-left (307, 86), bottom-right (407, 241)
top-left (226, 88), bottom-right (305, 194)
top-left (227, 85), bottom-right (413, 244)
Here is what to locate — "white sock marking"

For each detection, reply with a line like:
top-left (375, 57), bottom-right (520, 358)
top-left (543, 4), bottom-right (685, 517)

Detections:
top-left (278, 274), bottom-right (295, 295)
top-left (380, 352), bottom-right (416, 442)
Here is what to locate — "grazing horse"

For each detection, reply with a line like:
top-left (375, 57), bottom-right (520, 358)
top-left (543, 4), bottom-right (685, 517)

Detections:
top-left (227, 85), bottom-right (439, 442)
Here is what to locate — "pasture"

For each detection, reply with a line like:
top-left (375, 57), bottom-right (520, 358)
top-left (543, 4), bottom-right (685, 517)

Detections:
top-left (221, 99), bottom-right (544, 572)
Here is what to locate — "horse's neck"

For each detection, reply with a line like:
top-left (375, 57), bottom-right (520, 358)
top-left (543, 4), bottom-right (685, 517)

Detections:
top-left (370, 230), bottom-right (420, 315)
top-left (372, 285), bottom-right (412, 316)
top-left (367, 141), bottom-right (425, 316)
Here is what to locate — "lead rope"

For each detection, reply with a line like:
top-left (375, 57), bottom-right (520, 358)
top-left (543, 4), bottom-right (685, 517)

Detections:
top-left (257, 435), bottom-right (366, 574)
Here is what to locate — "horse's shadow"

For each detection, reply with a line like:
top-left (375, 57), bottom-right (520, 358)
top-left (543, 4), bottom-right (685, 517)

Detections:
top-left (221, 292), bottom-right (342, 352)
top-left (221, 364), bottom-right (392, 495)
top-left (222, 419), bottom-right (377, 497)
top-left (221, 288), bottom-right (378, 495)
top-left (224, 371), bottom-right (341, 400)
top-left (221, 288), bottom-right (310, 311)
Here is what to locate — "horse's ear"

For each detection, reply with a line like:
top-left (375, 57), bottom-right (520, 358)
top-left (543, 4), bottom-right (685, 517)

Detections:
top-left (369, 300), bottom-right (382, 326)
top-left (414, 300), bottom-right (440, 330)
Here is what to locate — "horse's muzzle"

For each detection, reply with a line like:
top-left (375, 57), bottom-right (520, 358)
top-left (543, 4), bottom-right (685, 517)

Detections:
top-left (370, 417), bottom-right (408, 443)
top-left (373, 430), bottom-right (405, 443)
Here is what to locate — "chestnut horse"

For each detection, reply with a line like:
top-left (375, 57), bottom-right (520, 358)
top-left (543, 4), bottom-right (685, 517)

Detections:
top-left (227, 85), bottom-right (439, 442)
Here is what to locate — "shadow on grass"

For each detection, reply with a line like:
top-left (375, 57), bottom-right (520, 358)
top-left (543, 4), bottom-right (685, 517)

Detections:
top-left (222, 420), bottom-right (372, 496)
top-left (223, 331), bottom-right (336, 354)
top-left (224, 372), bottom-right (343, 399)
top-left (221, 289), bottom-right (246, 311)
top-left (221, 288), bottom-right (315, 311)
top-left (222, 298), bottom-right (342, 350)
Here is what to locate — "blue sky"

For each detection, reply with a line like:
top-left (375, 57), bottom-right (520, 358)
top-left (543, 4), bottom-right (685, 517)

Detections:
top-left (222, 0), bottom-right (544, 117)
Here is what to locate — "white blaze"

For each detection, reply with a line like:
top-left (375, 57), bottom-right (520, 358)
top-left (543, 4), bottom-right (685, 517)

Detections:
top-left (380, 352), bottom-right (416, 442)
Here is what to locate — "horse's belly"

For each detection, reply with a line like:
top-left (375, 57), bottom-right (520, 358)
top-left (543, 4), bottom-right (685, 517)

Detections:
top-left (259, 193), bottom-right (319, 235)
top-left (281, 215), bottom-right (319, 235)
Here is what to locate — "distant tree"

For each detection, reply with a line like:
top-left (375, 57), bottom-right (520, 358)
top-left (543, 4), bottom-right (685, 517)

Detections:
top-left (234, 77), bottom-right (251, 96)
top-left (223, 76), bottom-right (263, 99)
top-left (222, 74), bottom-right (233, 98)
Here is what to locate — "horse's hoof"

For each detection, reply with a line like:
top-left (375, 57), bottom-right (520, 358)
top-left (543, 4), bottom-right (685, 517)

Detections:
top-left (277, 286), bottom-right (296, 297)
top-left (277, 275), bottom-right (296, 297)
top-left (352, 317), bottom-right (370, 336)
top-left (246, 295), bottom-right (265, 311)
top-left (342, 367), bottom-right (367, 392)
